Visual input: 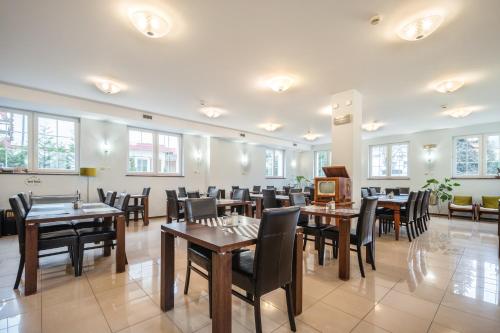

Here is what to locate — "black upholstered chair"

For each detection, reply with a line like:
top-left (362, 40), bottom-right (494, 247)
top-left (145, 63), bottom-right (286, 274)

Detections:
top-left (283, 186), bottom-right (291, 195)
top-left (290, 188), bottom-right (301, 194)
top-left (321, 197), bottom-right (378, 277)
top-left (368, 188), bottom-right (378, 196)
top-left (187, 191), bottom-right (201, 198)
top-left (207, 187), bottom-right (219, 199)
top-left (97, 188), bottom-right (105, 203)
top-left (262, 189), bottom-right (278, 209)
top-left (398, 187), bottom-right (410, 195)
top-left (385, 188), bottom-right (400, 196)
top-left (266, 186), bottom-right (275, 190)
top-left (206, 186), bottom-right (216, 196)
top-left (414, 191), bottom-right (425, 234)
top-left (178, 187), bottom-right (187, 198)
top-left (18, 192), bottom-right (31, 211)
top-left (183, 197), bottom-right (218, 317)
top-left (231, 206), bottom-right (300, 333)
top-left (127, 187), bottom-right (151, 226)
top-left (71, 191), bottom-right (117, 230)
top-left (10, 195), bottom-right (79, 288)
top-left (379, 191), bottom-right (418, 242)
top-left (361, 188), bottom-right (370, 198)
top-left (76, 193), bottom-right (130, 276)
top-left (421, 190), bottom-right (431, 230)
top-left (166, 190), bottom-right (184, 222)
top-left (19, 193), bottom-right (74, 233)
top-left (252, 185), bottom-right (261, 193)
top-left (233, 188), bottom-right (255, 215)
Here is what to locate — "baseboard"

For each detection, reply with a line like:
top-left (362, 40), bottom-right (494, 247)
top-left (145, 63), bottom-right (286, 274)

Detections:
top-left (430, 212), bottom-right (498, 222)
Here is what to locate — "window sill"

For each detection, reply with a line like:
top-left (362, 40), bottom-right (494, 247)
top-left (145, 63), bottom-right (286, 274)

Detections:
top-left (126, 174), bottom-right (184, 178)
top-left (367, 177), bottom-right (410, 180)
top-left (0, 171), bottom-right (79, 176)
top-left (452, 177), bottom-right (500, 180)
top-left (266, 177), bottom-right (286, 179)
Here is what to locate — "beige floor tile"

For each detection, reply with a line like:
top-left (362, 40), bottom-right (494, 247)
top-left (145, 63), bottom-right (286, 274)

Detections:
top-left (0, 310), bottom-right (41, 333)
top-left (166, 297), bottom-right (212, 333)
top-left (195, 320), bottom-right (252, 333)
top-left (272, 319), bottom-right (320, 332)
top-left (100, 295), bottom-right (162, 332)
top-left (232, 298), bottom-right (288, 333)
top-left (364, 304), bottom-right (431, 333)
top-left (351, 321), bottom-right (390, 333)
top-left (0, 293), bottom-right (40, 320)
top-left (321, 288), bottom-right (376, 319)
top-left (262, 288), bottom-right (317, 313)
top-left (433, 305), bottom-right (500, 333)
top-left (86, 271), bottom-right (135, 294)
top-left (428, 322), bottom-right (461, 333)
top-left (393, 280), bottom-right (446, 303)
top-left (41, 276), bottom-right (94, 308)
top-left (338, 281), bottom-right (390, 302)
top-left (441, 288), bottom-right (500, 323)
top-left (299, 302), bottom-right (360, 333)
top-left (380, 290), bottom-right (439, 320)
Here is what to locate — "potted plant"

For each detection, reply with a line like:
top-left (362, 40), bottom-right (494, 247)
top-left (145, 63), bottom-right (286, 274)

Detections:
top-left (295, 175), bottom-right (309, 189)
top-left (422, 178), bottom-right (460, 209)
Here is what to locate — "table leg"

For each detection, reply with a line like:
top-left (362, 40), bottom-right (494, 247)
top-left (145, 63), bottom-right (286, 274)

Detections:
top-left (161, 230), bottom-right (175, 311)
top-left (143, 197), bottom-right (149, 226)
top-left (245, 203), bottom-right (252, 217)
top-left (292, 231), bottom-right (303, 315)
top-left (255, 198), bottom-right (262, 219)
top-left (338, 218), bottom-right (351, 281)
top-left (394, 208), bottom-right (401, 241)
top-left (24, 223), bottom-right (38, 296)
top-left (103, 216), bottom-right (112, 257)
top-left (115, 215), bottom-right (126, 273)
top-left (134, 198), bottom-right (139, 221)
top-left (211, 251), bottom-right (232, 332)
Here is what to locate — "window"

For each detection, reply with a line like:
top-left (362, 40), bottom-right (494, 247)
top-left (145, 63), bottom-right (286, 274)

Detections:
top-left (0, 109), bottom-right (79, 172)
top-left (265, 148), bottom-right (284, 177)
top-left (127, 127), bottom-right (182, 175)
top-left (369, 142), bottom-right (408, 178)
top-left (453, 133), bottom-right (500, 177)
top-left (314, 151), bottom-right (331, 177)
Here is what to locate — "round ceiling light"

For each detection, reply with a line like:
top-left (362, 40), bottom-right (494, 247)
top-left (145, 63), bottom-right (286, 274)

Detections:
top-left (129, 10), bottom-right (170, 38)
top-left (362, 122), bottom-right (384, 132)
top-left (443, 108), bottom-right (472, 118)
top-left (435, 79), bottom-right (464, 93)
top-left (267, 76), bottom-right (294, 92)
top-left (259, 123), bottom-right (282, 132)
top-left (200, 106), bottom-right (224, 119)
top-left (397, 14), bottom-right (443, 41)
top-left (303, 131), bottom-right (322, 141)
top-left (94, 78), bottom-right (122, 94)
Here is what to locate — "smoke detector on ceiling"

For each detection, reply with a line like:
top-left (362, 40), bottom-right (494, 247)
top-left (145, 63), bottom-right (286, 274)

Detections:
top-left (370, 15), bottom-right (382, 25)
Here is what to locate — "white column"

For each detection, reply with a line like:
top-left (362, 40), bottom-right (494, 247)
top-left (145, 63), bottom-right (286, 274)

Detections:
top-left (331, 89), bottom-right (363, 206)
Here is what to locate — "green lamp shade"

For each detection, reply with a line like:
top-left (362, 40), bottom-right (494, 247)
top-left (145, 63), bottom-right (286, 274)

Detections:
top-left (80, 167), bottom-right (97, 177)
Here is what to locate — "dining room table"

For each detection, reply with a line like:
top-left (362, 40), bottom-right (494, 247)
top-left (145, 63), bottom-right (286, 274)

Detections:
top-left (24, 202), bottom-right (127, 295)
top-left (129, 193), bottom-right (150, 225)
top-left (249, 193), bottom-right (291, 218)
top-left (160, 215), bottom-right (303, 332)
top-left (176, 197), bottom-right (254, 217)
top-left (376, 195), bottom-right (409, 240)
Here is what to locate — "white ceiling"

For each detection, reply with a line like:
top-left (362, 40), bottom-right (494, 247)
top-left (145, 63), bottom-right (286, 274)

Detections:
top-left (1, 0), bottom-right (499, 144)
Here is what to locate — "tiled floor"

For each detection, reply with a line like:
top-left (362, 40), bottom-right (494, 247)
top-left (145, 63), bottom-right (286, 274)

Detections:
top-left (0, 216), bottom-right (498, 332)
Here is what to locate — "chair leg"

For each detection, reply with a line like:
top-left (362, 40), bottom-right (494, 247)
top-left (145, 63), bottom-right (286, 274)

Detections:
top-left (318, 235), bottom-right (325, 266)
top-left (405, 223), bottom-right (412, 242)
top-left (378, 218), bottom-right (382, 237)
top-left (14, 255), bottom-right (25, 289)
top-left (72, 240), bottom-right (79, 277)
top-left (333, 238), bottom-right (338, 259)
top-left (367, 243), bottom-right (376, 271)
top-left (68, 246), bottom-right (74, 266)
top-left (254, 295), bottom-right (262, 333)
top-left (410, 221), bottom-right (416, 239)
top-left (183, 261), bottom-right (191, 295)
top-left (285, 284), bottom-right (297, 332)
top-left (78, 242), bottom-right (85, 277)
top-left (356, 246), bottom-right (365, 278)
top-left (302, 236), bottom-right (307, 251)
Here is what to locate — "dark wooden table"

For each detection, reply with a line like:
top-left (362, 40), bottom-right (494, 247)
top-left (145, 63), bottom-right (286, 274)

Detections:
top-left (160, 216), bottom-right (303, 332)
top-left (130, 194), bottom-right (149, 225)
top-left (25, 203), bottom-right (126, 295)
top-left (249, 193), bottom-right (290, 218)
top-left (376, 195), bottom-right (408, 240)
top-left (300, 206), bottom-right (360, 280)
top-left (176, 198), bottom-right (253, 218)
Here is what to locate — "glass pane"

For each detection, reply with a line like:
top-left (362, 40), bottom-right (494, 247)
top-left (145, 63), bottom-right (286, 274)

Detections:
top-left (370, 145), bottom-right (387, 177)
top-left (265, 149), bottom-right (273, 177)
top-left (390, 143), bottom-right (408, 177)
top-left (486, 135), bottom-right (500, 175)
top-left (454, 136), bottom-right (480, 176)
top-left (38, 116), bottom-right (77, 170)
top-left (315, 151), bottom-right (330, 177)
top-left (0, 111), bottom-right (29, 168)
top-left (274, 150), bottom-right (283, 177)
top-left (158, 134), bottom-right (180, 174)
top-left (128, 129), bottom-right (154, 172)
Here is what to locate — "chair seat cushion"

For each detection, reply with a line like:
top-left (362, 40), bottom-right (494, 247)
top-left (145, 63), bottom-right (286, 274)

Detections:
top-left (71, 219), bottom-right (102, 229)
top-left (76, 226), bottom-right (115, 237)
top-left (231, 250), bottom-right (255, 293)
top-left (479, 207), bottom-right (499, 213)
top-left (450, 203), bottom-right (473, 210)
top-left (482, 196), bottom-right (500, 209)
top-left (188, 243), bottom-right (212, 269)
top-left (453, 196), bottom-right (473, 206)
top-left (39, 228), bottom-right (77, 240)
top-left (39, 221), bottom-right (74, 233)
top-left (127, 205), bottom-right (144, 211)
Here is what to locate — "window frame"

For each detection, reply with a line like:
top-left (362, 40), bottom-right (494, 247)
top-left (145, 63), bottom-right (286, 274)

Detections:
top-left (368, 141), bottom-right (410, 179)
top-left (126, 127), bottom-right (183, 176)
top-left (452, 133), bottom-right (500, 178)
top-left (265, 148), bottom-right (285, 178)
top-left (313, 150), bottom-right (332, 177)
top-left (484, 133), bottom-right (500, 176)
top-left (0, 108), bottom-right (32, 170)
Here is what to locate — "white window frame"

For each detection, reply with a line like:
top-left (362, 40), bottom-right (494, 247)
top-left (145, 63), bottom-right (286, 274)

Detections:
top-left (452, 133), bottom-right (500, 178)
top-left (0, 108), bottom-right (32, 170)
top-left (127, 127), bottom-right (183, 176)
top-left (368, 142), bottom-right (409, 179)
top-left (313, 150), bottom-right (332, 177)
top-left (265, 148), bottom-right (285, 178)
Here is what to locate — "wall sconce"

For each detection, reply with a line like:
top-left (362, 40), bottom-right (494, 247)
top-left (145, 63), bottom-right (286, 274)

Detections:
top-left (193, 149), bottom-right (202, 174)
top-left (240, 153), bottom-right (250, 174)
top-left (423, 144), bottom-right (437, 174)
top-left (291, 159), bottom-right (297, 169)
top-left (101, 141), bottom-right (111, 155)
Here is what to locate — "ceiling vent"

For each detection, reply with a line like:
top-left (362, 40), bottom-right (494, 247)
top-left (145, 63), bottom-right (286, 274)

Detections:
top-left (239, 133), bottom-right (246, 138)
top-left (143, 114), bottom-right (153, 120)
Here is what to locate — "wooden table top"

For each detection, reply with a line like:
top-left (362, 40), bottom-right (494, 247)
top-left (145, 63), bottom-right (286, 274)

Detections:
top-left (26, 203), bottom-right (123, 223)
top-left (376, 195), bottom-right (409, 204)
top-left (249, 193), bottom-right (290, 200)
top-left (130, 194), bottom-right (148, 198)
top-left (177, 198), bottom-right (250, 205)
top-left (300, 206), bottom-right (360, 218)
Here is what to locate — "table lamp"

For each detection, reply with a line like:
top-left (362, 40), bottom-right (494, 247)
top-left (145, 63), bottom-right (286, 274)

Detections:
top-left (80, 167), bottom-right (97, 202)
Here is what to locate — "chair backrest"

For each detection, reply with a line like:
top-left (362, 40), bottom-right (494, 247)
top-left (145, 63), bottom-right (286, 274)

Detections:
top-left (140, 187), bottom-right (151, 204)
top-left (266, 186), bottom-right (275, 190)
top-left (187, 191), bottom-right (200, 198)
top-left (414, 191), bottom-right (424, 219)
top-left (361, 188), bottom-right (369, 198)
top-left (398, 187), bottom-right (410, 195)
top-left (289, 193), bottom-right (307, 207)
top-left (185, 198), bottom-right (217, 221)
top-left (290, 188), bottom-right (301, 193)
top-left (385, 188), bottom-right (400, 196)
top-left (232, 186), bottom-right (239, 191)
top-left (97, 188), bottom-right (105, 203)
top-left (283, 186), bottom-right (291, 195)
top-left (421, 190), bottom-right (430, 216)
top-left (207, 186), bottom-right (215, 194)
top-left (18, 192), bottom-right (31, 211)
top-left (178, 187), bottom-right (187, 198)
top-left (9, 195), bottom-right (27, 254)
top-left (114, 193), bottom-right (131, 211)
top-left (207, 187), bottom-right (219, 198)
top-left (232, 188), bottom-right (245, 201)
top-left (262, 189), bottom-right (278, 209)
top-left (252, 185), bottom-right (261, 193)
top-left (368, 188), bottom-right (378, 196)
top-left (405, 191), bottom-right (418, 221)
top-left (166, 190), bottom-right (181, 219)
top-left (104, 191), bottom-right (117, 206)
top-left (355, 196), bottom-right (378, 246)
top-left (253, 206), bottom-right (300, 295)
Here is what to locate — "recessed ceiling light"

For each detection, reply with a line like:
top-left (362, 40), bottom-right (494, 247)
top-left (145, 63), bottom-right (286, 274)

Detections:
top-left (332, 103), bottom-right (339, 109)
top-left (303, 131), bottom-right (322, 141)
top-left (200, 106), bottom-right (224, 119)
top-left (129, 10), bottom-right (170, 38)
top-left (443, 108), bottom-right (473, 118)
top-left (259, 123), bottom-right (282, 132)
top-left (434, 79), bottom-right (464, 93)
top-left (319, 106), bottom-right (332, 116)
top-left (398, 14), bottom-right (443, 41)
top-left (267, 76), bottom-right (294, 92)
top-left (362, 122), bottom-right (384, 132)
top-left (94, 78), bottom-right (122, 94)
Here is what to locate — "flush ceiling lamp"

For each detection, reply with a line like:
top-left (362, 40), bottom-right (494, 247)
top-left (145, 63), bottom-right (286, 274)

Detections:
top-left (200, 106), bottom-right (224, 119)
top-left (129, 10), bottom-right (170, 38)
top-left (267, 76), bottom-right (294, 92)
top-left (361, 122), bottom-right (384, 132)
top-left (303, 131), bottom-right (321, 141)
top-left (398, 14), bottom-right (443, 41)
top-left (94, 78), bottom-right (122, 94)
top-left (443, 108), bottom-right (473, 118)
top-left (259, 123), bottom-right (282, 132)
top-left (434, 79), bottom-right (464, 93)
